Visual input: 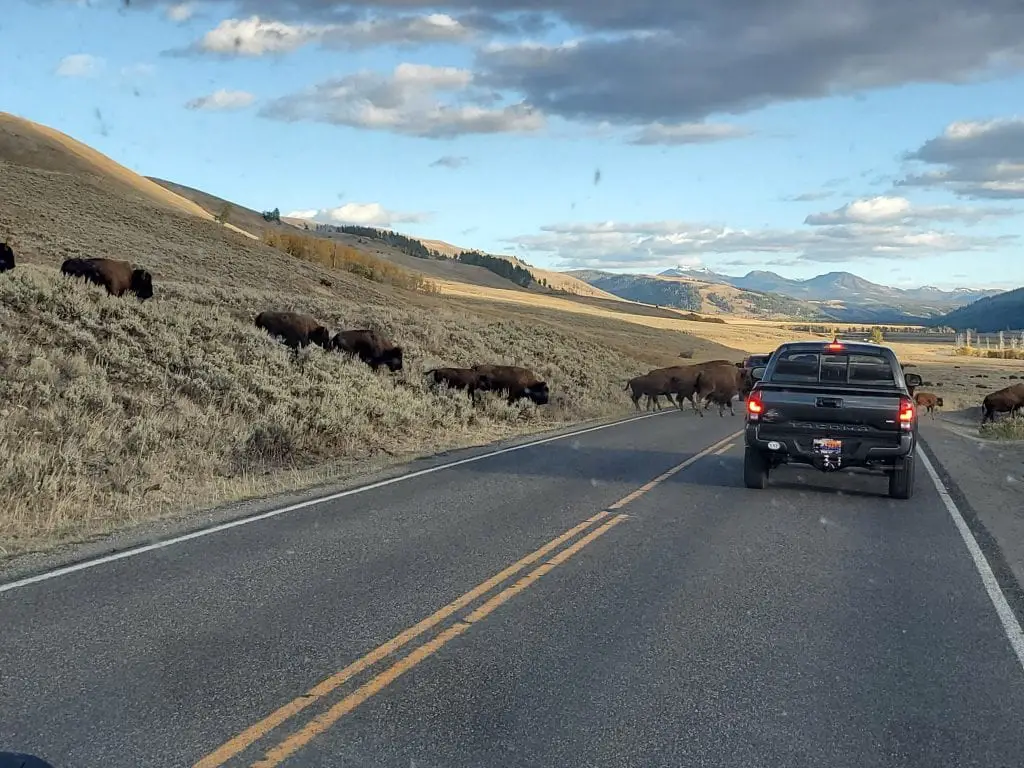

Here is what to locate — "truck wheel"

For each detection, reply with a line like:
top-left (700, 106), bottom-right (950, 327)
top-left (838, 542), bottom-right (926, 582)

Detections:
top-left (888, 455), bottom-right (916, 499)
top-left (744, 447), bottom-right (769, 489)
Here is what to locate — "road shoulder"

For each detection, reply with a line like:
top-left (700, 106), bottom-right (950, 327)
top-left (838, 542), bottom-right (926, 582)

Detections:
top-left (0, 410), bottom-right (670, 585)
top-left (918, 421), bottom-right (1024, 624)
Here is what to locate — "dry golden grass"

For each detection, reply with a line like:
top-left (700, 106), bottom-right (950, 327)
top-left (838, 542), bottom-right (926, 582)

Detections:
top-left (261, 229), bottom-right (438, 294)
top-left (432, 279), bottom-right (822, 352)
top-left (0, 112), bottom-right (753, 558)
top-left (0, 264), bottom-right (673, 556)
top-left (0, 112), bottom-right (256, 242)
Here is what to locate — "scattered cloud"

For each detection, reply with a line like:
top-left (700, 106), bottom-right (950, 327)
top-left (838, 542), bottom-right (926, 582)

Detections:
top-left (898, 117), bottom-right (1024, 199)
top-left (783, 191), bottom-right (835, 202)
top-left (471, 1), bottom-right (1024, 126)
top-left (185, 89), bottom-right (256, 110)
top-left (181, 13), bottom-right (470, 57)
top-left (286, 202), bottom-right (428, 226)
top-left (430, 155), bottom-right (470, 169)
top-left (629, 121), bottom-right (751, 146)
top-left (166, 2), bottom-right (194, 22)
top-left (506, 214), bottom-right (1012, 270)
top-left (260, 63), bottom-right (545, 138)
top-left (804, 195), bottom-right (1016, 225)
top-left (55, 53), bottom-right (103, 78)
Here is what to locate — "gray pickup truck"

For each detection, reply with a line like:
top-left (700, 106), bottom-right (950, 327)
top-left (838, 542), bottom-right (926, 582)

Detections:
top-left (743, 340), bottom-right (923, 499)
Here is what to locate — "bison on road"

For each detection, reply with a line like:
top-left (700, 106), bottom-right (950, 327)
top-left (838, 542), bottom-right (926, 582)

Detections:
top-left (625, 370), bottom-right (685, 411)
top-left (472, 364), bottom-right (549, 405)
top-left (425, 367), bottom-right (488, 401)
top-left (255, 311), bottom-right (331, 350)
top-left (332, 329), bottom-right (403, 372)
top-left (914, 391), bottom-right (943, 417)
top-left (61, 257), bottom-right (153, 300)
top-left (0, 242), bottom-right (14, 273)
top-left (982, 383), bottom-right (1024, 424)
top-left (695, 363), bottom-right (752, 417)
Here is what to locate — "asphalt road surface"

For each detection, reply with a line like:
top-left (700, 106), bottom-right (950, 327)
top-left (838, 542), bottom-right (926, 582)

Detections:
top-left (3, 410), bottom-right (1024, 768)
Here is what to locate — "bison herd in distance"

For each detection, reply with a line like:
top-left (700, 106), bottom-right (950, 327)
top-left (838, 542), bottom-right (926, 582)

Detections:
top-left (3, 247), bottom-right (1024, 422)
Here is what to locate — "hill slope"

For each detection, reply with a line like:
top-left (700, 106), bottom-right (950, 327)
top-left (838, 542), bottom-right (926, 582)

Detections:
top-left (933, 288), bottom-right (1024, 331)
top-left (0, 111), bottom-right (746, 558)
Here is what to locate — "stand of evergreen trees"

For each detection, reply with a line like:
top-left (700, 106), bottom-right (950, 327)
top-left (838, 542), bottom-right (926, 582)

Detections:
top-left (455, 250), bottom-right (534, 287)
top-left (315, 224), bottom-right (443, 261)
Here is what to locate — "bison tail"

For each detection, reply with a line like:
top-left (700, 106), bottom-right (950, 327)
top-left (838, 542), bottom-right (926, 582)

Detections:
top-left (423, 369), bottom-right (436, 377)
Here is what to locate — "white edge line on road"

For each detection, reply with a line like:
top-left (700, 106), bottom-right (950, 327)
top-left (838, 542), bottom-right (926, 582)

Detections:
top-left (1, 410), bottom-right (678, 594)
top-left (917, 445), bottom-right (1024, 673)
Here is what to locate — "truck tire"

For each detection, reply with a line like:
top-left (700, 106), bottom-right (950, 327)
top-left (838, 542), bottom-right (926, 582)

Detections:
top-left (744, 447), bottom-right (769, 489)
top-left (888, 454), bottom-right (915, 499)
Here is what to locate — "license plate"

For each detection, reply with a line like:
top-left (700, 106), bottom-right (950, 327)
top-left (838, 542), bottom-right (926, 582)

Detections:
top-left (813, 438), bottom-right (842, 455)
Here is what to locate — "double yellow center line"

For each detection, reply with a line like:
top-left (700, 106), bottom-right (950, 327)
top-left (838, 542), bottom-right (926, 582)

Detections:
top-left (194, 430), bottom-right (741, 768)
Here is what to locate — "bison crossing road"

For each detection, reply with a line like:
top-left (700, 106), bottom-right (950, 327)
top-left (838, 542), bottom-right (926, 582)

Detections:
top-left (625, 359), bottom-right (754, 416)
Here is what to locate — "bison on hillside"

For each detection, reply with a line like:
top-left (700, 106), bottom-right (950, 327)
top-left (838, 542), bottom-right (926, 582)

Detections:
top-left (425, 367), bottom-right (489, 401)
top-left (255, 311), bottom-right (332, 350)
top-left (332, 329), bottom-right (403, 372)
top-left (914, 391), bottom-right (944, 417)
top-left (472, 364), bottom-right (549, 405)
top-left (0, 242), bottom-right (14, 273)
top-left (981, 383), bottom-right (1024, 424)
top-left (60, 257), bottom-right (153, 300)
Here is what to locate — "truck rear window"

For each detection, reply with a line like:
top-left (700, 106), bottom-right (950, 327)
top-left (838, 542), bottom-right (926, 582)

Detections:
top-left (772, 351), bottom-right (897, 385)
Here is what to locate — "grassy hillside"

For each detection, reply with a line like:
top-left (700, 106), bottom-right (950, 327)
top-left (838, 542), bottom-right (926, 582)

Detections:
top-left (570, 269), bottom-right (830, 320)
top-left (0, 112), bottom-right (747, 557)
top-left (934, 288), bottom-right (1024, 332)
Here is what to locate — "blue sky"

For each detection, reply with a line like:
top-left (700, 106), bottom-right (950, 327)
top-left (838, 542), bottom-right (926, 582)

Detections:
top-left (4, 0), bottom-right (1024, 289)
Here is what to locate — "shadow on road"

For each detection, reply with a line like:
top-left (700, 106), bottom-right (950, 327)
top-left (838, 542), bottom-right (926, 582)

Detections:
top-left (666, 455), bottom-right (896, 500)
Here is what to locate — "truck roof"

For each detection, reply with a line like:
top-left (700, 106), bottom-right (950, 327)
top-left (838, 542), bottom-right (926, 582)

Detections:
top-left (777, 340), bottom-right (896, 356)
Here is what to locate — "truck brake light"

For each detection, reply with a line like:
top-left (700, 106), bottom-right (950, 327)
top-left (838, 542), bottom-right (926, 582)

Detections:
top-left (747, 392), bottom-right (763, 418)
top-left (898, 397), bottom-right (915, 427)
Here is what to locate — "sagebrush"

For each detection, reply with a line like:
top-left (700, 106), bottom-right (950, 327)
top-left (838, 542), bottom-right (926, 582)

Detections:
top-left (0, 266), bottom-right (654, 555)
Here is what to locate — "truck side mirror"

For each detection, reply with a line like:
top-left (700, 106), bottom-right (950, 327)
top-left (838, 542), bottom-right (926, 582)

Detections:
top-left (904, 373), bottom-right (922, 388)
top-left (751, 366), bottom-right (766, 382)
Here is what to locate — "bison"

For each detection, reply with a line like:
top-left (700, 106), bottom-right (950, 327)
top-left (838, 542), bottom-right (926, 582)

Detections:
top-left (914, 391), bottom-right (944, 417)
top-left (332, 329), bottom-right (403, 372)
top-left (0, 242), bottom-right (14, 273)
top-left (255, 311), bottom-right (331, 349)
top-left (472, 364), bottom-right (549, 405)
top-left (425, 367), bottom-right (488, 401)
top-left (981, 383), bottom-right (1024, 424)
top-left (624, 370), bottom-right (686, 411)
top-left (60, 257), bottom-right (153, 300)
top-left (643, 360), bottom-right (737, 414)
top-left (695, 363), bottom-right (752, 417)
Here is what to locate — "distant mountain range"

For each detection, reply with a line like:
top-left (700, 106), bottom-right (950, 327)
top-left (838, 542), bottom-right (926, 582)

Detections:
top-left (567, 267), bottom-right (1004, 324)
top-left (934, 287), bottom-right (1024, 331)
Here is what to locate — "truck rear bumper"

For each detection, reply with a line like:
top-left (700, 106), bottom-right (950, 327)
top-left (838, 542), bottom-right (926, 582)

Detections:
top-left (744, 425), bottom-right (914, 468)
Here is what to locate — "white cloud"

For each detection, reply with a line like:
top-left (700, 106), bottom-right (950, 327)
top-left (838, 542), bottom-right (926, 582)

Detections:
top-left (804, 195), bottom-right (1016, 225)
top-left (629, 122), bottom-right (752, 146)
top-left (55, 54), bottom-right (103, 78)
top-left (261, 63), bottom-right (545, 138)
top-left (167, 2), bottom-right (195, 22)
top-left (184, 89), bottom-right (255, 110)
top-left (506, 215), bottom-right (1013, 269)
top-left (898, 117), bottom-right (1024, 199)
top-left (287, 203), bottom-right (428, 227)
top-left (188, 13), bottom-right (470, 57)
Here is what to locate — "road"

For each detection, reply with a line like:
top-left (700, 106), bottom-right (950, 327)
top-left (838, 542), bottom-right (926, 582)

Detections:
top-left (2, 410), bottom-right (1024, 768)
